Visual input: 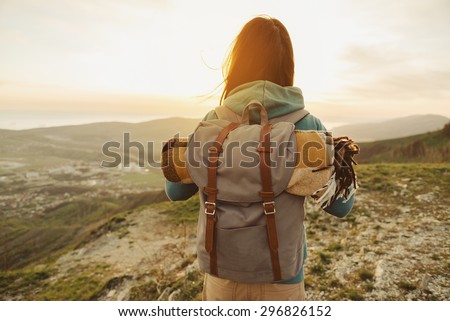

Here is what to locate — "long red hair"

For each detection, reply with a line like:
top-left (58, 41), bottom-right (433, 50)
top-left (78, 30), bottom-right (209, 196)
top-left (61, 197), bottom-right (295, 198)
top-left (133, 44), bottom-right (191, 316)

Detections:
top-left (221, 16), bottom-right (295, 103)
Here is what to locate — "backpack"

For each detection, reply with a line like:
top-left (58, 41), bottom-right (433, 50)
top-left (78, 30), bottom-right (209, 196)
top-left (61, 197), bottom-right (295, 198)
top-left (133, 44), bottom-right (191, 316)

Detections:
top-left (187, 100), bottom-right (322, 283)
top-left (161, 100), bottom-right (359, 283)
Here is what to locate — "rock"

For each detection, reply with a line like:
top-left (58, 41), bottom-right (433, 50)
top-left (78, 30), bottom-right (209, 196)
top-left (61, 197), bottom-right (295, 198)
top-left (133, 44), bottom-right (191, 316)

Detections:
top-left (107, 289), bottom-right (116, 298)
top-left (398, 206), bottom-right (410, 214)
top-left (117, 290), bottom-right (128, 301)
top-left (168, 289), bottom-right (181, 301)
top-left (374, 260), bottom-right (384, 286)
top-left (157, 287), bottom-right (172, 301)
top-left (334, 267), bottom-right (347, 284)
top-left (421, 275), bottom-right (430, 291)
top-left (415, 193), bottom-right (435, 202)
top-left (420, 217), bottom-right (440, 224)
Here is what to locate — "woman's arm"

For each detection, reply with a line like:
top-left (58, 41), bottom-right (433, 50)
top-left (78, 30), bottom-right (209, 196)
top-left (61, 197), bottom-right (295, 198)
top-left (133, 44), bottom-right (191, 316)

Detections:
top-left (165, 180), bottom-right (199, 201)
top-left (323, 193), bottom-right (354, 218)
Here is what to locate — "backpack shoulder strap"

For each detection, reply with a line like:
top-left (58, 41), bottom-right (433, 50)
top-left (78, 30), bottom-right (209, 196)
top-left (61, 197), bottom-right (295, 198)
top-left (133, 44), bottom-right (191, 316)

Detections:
top-left (215, 105), bottom-right (310, 125)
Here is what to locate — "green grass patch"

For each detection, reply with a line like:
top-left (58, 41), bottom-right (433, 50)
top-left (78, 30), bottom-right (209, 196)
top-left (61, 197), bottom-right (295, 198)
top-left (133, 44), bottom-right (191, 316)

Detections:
top-left (327, 242), bottom-right (343, 252)
top-left (0, 267), bottom-right (53, 298)
top-left (364, 283), bottom-right (375, 292)
top-left (398, 281), bottom-right (417, 291)
top-left (129, 280), bottom-right (159, 300)
top-left (310, 263), bottom-right (325, 275)
top-left (357, 163), bottom-right (450, 197)
top-left (35, 263), bottom-right (111, 300)
top-left (319, 252), bottom-right (332, 265)
top-left (1, 190), bottom-right (167, 271)
top-left (431, 254), bottom-right (440, 260)
top-left (344, 287), bottom-right (365, 301)
top-left (120, 170), bottom-right (165, 188)
top-left (329, 278), bottom-right (342, 288)
top-left (156, 195), bottom-right (200, 224)
top-left (0, 264), bottom-right (113, 300)
top-left (358, 268), bottom-right (375, 281)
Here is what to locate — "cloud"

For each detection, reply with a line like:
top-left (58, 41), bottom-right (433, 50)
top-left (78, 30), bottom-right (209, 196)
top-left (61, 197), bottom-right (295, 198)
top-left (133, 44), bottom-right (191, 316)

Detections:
top-left (329, 0), bottom-right (450, 115)
top-left (337, 44), bottom-right (450, 99)
top-left (344, 70), bottom-right (450, 100)
top-left (341, 46), bottom-right (409, 72)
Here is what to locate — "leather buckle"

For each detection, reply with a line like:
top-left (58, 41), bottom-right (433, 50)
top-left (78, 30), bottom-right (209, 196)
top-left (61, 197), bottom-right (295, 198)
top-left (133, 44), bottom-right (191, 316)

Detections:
top-left (204, 201), bottom-right (216, 215)
top-left (263, 201), bottom-right (276, 215)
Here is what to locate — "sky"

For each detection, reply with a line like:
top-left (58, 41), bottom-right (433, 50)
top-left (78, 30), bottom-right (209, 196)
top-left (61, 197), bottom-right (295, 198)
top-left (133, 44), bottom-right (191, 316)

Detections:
top-left (0, 0), bottom-right (449, 129)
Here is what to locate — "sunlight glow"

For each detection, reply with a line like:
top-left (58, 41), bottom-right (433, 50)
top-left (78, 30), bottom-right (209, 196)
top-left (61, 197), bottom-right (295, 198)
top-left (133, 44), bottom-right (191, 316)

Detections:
top-left (1, 0), bottom-right (449, 126)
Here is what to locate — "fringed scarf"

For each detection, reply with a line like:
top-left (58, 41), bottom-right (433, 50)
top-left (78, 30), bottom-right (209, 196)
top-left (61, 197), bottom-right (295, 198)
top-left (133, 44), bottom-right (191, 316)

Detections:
top-left (311, 137), bottom-right (360, 207)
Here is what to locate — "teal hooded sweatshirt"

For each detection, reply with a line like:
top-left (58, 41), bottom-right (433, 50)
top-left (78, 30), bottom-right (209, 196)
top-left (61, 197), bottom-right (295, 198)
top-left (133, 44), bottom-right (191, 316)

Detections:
top-left (165, 80), bottom-right (355, 284)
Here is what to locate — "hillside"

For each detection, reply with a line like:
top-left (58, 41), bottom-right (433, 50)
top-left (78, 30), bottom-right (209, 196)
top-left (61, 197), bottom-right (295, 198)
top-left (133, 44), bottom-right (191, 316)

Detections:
top-left (1, 163), bottom-right (449, 301)
top-left (332, 114), bottom-right (449, 142)
top-left (0, 117), bottom-right (200, 164)
top-left (1, 117), bottom-right (449, 301)
top-left (1, 114), bottom-right (448, 167)
top-left (0, 189), bottom-right (168, 271)
top-left (357, 127), bottom-right (450, 163)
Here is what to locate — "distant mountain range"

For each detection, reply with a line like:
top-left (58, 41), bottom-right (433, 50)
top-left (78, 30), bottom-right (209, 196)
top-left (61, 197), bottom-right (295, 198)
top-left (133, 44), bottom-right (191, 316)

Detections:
top-left (1, 114), bottom-right (448, 166)
top-left (0, 118), bottom-right (201, 164)
top-left (331, 114), bottom-right (449, 142)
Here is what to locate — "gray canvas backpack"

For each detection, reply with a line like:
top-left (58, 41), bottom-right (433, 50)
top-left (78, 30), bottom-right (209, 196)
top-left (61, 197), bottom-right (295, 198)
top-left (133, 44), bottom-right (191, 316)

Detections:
top-left (186, 100), bottom-right (310, 283)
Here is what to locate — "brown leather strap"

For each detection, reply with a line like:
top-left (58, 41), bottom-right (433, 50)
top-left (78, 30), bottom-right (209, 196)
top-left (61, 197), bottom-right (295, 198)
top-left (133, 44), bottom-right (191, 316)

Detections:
top-left (257, 123), bottom-right (282, 281)
top-left (204, 122), bottom-right (240, 276)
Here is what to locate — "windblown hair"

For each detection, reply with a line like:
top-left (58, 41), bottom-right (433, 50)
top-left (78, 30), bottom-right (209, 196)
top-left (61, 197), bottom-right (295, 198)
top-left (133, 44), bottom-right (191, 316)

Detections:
top-left (221, 16), bottom-right (295, 103)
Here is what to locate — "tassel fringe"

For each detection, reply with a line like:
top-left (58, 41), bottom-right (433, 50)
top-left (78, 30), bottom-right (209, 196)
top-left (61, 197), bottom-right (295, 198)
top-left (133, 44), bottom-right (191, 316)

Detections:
top-left (312, 137), bottom-right (360, 208)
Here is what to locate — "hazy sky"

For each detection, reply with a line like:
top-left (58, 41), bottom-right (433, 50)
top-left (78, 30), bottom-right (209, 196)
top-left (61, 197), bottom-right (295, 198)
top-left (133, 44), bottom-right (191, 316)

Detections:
top-left (0, 0), bottom-right (449, 128)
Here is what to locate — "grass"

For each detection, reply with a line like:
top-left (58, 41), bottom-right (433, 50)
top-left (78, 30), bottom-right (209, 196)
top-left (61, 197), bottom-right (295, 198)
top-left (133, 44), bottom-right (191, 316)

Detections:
top-left (327, 242), bottom-right (343, 252)
top-left (310, 263), bottom-right (325, 275)
top-left (0, 263), bottom-right (112, 300)
top-left (357, 163), bottom-right (450, 197)
top-left (0, 268), bottom-right (53, 297)
top-left (364, 283), bottom-right (375, 292)
top-left (156, 194), bottom-right (200, 224)
top-left (358, 268), bottom-right (375, 281)
top-left (319, 252), bottom-right (332, 265)
top-left (3, 162), bottom-right (450, 300)
top-left (301, 163), bottom-right (450, 300)
top-left (129, 257), bottom-right (203, 301)
top-left (119, 169), bottom-right (165, 188)
top-left (343, 288), bottom-right (365, 301)
top-left (357, 128), bottom-right (450, 163)
top-left (129, 280), bottom-right (159, 300)
top-left (0, 190), bottom-right (167, 271)
top-left (0, 199), bottom-right (117, 270)
top-left (398, 281), bottom-right (417, 291)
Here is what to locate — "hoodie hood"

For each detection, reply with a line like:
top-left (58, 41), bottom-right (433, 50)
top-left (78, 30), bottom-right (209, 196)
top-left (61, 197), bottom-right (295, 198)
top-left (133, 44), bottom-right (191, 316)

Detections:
top-left (223, 80), bottom-right (305, 120)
